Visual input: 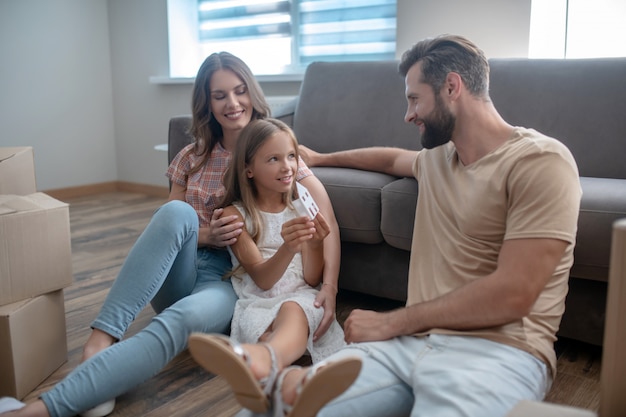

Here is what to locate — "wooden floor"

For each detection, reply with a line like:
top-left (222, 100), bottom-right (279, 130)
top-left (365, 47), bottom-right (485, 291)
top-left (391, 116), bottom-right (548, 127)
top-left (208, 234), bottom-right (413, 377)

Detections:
top-left (23, 191), bottom-right (601, 416)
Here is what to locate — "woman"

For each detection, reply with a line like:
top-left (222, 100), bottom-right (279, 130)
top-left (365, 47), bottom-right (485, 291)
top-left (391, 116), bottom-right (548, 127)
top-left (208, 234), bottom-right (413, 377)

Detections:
top-left (1, 52), bottom-right (341, 417)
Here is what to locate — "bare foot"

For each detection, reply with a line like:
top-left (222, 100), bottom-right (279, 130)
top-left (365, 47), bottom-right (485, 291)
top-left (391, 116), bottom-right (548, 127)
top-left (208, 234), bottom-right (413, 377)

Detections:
top-left (276, 357), bottom-right (362, 414)
top-left (81, 328), bottom-right (115, 362)
top-left (242, 343), bottom-right (279, 382)
top-left (279, 367), bottom-right (308, 406)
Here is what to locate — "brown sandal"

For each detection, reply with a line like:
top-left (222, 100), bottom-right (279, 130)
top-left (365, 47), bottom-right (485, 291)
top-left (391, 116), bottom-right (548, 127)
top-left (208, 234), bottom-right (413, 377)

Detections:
top-left (188, 333), bottom-right (279, 413)
top-left (272, 357), bottom-right (362, 417)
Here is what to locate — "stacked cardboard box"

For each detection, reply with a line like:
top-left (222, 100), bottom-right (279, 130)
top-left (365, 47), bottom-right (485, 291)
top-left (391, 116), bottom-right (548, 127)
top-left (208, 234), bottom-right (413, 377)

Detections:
top-left (0, 147), bottom-right (72, 399)
top-left (0, 147), bottom-right (37, 195)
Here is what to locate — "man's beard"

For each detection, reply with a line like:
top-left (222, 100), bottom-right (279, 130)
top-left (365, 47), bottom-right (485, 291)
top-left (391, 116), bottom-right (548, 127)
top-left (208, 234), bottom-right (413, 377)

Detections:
top-left (420, 95), bottom-right (455, 150)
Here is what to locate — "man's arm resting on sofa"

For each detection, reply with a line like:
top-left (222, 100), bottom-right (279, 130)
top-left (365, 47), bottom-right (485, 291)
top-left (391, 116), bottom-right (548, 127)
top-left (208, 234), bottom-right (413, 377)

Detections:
top-left (299, 145), bottom-right (418, 178)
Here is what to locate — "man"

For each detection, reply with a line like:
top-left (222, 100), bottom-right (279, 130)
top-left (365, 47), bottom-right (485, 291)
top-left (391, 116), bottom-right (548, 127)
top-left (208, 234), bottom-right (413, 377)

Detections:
top-left (237, 34), bottom-right (581, 417)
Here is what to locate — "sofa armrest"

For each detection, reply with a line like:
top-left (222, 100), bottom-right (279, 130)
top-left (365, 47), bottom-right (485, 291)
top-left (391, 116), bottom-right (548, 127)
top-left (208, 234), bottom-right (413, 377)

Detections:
top-left (168, 116), bottom-right (193, 165)
top-left (272, 97), bottom-right (298, 127)
top-left (572, 177), bottom-right (626, 281)
top-left (381, 178), bottom-right (418, 251)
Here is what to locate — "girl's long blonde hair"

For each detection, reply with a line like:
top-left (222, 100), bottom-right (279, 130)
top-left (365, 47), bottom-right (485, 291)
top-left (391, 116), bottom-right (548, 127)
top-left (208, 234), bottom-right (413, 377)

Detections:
top-left (221, 118), bottom-right (300, 245)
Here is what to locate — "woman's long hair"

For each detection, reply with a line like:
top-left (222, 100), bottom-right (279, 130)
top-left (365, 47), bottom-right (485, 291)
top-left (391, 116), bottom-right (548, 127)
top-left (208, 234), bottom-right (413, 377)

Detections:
top-left (187, 52), bottom-right (271, 175)
top-left (221, 118), bottom-right (300, 245)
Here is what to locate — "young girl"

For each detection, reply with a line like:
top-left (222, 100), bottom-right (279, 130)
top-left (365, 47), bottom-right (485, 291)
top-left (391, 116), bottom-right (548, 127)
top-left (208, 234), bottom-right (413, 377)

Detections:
top-left (188, 119), bottom-right (360, 417)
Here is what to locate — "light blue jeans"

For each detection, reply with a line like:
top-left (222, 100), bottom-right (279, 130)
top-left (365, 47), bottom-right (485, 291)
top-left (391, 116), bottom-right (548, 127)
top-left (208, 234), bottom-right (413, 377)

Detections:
top-left (41, 200), bottom-right (237, 417)
top-left (237, 334), bottom-right (551, 417)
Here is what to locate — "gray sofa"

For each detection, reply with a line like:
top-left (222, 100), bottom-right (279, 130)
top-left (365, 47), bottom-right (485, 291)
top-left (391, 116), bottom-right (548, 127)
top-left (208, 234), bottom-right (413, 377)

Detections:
top-left (168, 58), bottom-right (626, 346)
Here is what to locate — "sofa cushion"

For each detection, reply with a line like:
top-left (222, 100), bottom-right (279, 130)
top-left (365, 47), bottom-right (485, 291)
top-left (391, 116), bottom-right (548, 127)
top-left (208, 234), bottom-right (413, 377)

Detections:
top-left (310, 167), bottom-right (397, 244)
top-left (571, 177), bottom-right (626, 282)
top-left (292, 61), bottom-right (420, 153)
top-left (381, 178), bottom-right (418, 251)
top-left (377, 176), bottom-right (626, 277)
top-left (489, 58), bottom-right (626, 180)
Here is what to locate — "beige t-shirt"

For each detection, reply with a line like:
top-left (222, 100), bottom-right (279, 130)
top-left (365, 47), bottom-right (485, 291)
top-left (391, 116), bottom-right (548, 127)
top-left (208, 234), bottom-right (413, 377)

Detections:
top-left (407, 127), bottom-right (582, 377)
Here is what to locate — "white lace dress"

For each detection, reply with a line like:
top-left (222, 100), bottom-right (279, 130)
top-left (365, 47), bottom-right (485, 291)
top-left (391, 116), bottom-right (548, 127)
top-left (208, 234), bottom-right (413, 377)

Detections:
top-left (227, 203), bottom-right (346, 363)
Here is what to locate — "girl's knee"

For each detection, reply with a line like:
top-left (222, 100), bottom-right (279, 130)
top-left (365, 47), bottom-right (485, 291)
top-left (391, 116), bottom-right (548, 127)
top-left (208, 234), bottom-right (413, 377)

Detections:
top-left (276, 302), bottom-right (308, 326)
top-left (278, 301), bottom-right (305, 315)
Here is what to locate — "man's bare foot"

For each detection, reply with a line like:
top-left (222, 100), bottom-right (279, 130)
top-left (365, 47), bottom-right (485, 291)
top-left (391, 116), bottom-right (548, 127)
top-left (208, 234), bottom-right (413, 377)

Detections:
top-left (81, 329), bottom-right (115, 362)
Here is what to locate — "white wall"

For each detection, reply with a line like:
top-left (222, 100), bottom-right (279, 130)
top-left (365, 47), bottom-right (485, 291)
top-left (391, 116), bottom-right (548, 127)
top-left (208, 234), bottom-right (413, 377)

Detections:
top-left (0, 0), bottom-right (533, 191)
top-left (397, 1), bottom-right (531, 59)
top-left (0, 0), bottom-right (117, 191)
top-left (107, 0), bottom-right (190, 189)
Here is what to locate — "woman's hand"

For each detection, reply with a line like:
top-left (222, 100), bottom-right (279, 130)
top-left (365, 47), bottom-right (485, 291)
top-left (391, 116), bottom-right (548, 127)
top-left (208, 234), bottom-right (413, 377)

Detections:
top-left (198, 207), bottom-right (244, 247)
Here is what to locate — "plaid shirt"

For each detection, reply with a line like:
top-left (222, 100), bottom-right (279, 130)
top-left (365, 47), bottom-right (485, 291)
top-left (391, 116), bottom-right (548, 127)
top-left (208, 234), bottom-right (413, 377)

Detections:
top-left (166, 142), bottom-right (313, 227)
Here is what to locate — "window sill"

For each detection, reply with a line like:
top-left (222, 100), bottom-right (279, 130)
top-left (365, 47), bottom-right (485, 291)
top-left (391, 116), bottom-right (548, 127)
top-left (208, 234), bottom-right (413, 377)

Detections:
top-left (149, 73), bottom-right (304, 85)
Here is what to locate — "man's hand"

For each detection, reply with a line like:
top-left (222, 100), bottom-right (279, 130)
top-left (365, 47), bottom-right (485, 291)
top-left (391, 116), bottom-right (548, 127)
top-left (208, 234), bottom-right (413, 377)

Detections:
top-left (298, 145), bottom-right (322, 167)
top-left (199, 208), bottom-right (243, 247)
top-left (312, 283), bottom-right (337, 341)
top-left (343, 308), bottom-right (404, 343)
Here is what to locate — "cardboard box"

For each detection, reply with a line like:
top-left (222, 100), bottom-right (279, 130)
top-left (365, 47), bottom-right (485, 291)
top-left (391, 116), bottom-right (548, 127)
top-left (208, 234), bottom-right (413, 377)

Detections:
top-left (0, 193), bottom-right (72, 306)
top-left (0, 147), bottom-right (37, 195)
top-left (600, 219), bottom-right (626, 416)
top-left (0, 290), bottom-right (68, 399)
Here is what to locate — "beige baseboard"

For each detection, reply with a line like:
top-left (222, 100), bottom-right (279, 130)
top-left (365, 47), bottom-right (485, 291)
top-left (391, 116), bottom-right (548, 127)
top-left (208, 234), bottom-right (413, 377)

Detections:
top-left (117, 181), bottom-right (170, 198)
top-left (44, 181), bottom-right (169, 200)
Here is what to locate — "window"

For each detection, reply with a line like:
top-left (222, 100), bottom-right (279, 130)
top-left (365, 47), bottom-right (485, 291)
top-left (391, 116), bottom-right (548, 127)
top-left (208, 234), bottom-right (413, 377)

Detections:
top-left (167, 0), bottom-right (397, 78)
top-left (529, 0), bottom-right (626, 58)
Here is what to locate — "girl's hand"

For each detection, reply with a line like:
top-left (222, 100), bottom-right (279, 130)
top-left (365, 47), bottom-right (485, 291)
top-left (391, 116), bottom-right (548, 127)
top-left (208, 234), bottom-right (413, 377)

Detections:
top-left (309, 212), bottom-right (330, 244)
top-left (281, 216), bottom-right (318, 253)
top-left (312, 283), bottom-right (337, 341)
top-left (199, 208), bottom-right (244, 247)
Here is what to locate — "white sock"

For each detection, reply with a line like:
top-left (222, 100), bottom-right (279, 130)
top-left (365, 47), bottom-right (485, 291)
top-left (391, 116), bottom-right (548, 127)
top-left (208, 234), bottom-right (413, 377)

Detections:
top-left (0, 397), bottom-right (25, 413)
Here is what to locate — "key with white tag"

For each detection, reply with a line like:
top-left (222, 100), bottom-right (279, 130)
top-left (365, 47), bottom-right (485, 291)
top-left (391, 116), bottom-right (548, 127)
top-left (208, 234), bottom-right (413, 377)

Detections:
top-left (293, 182), bottom-right (320, 219)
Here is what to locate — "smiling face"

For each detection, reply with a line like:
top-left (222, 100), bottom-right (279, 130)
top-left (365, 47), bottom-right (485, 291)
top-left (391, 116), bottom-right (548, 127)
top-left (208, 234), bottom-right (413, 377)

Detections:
top-left (246, 131), bottom-right (298, 201)
top-left (404, 63), bottom-right (456, 149)
top-left (209, 69), bottom-right (253, 141)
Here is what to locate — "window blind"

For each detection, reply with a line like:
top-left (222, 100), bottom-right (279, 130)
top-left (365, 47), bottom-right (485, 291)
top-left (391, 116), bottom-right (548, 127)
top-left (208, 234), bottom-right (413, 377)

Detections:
top-left (298, 0), bottom-right (397, 64)
top-left (198, 0), bottom-right (292, 40)
top-left (197, 0), bottom-right (397, 67)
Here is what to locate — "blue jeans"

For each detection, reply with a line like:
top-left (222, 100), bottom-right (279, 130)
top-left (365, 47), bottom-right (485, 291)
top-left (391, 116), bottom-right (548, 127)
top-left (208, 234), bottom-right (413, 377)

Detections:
top-left (41, 201), bottom-right (237, 417)
top-left (319, 335), bottom-right (551, 417)
top-left (236, 334), bottom-right (551, 417)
